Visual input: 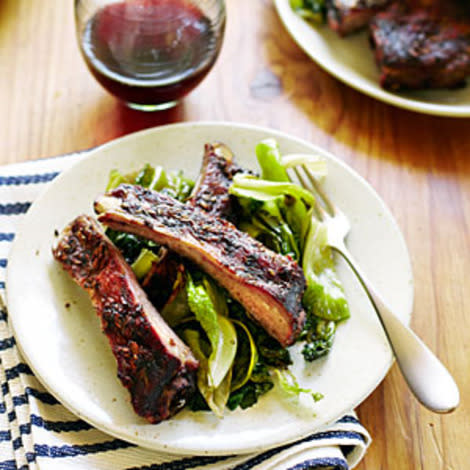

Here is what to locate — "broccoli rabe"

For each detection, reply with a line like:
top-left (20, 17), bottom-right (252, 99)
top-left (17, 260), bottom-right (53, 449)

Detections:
top-left (227, 363), bottom-right (274, 410)
top-left (229, 173), bottom-right (315, 260)
top-left (299, 316), bottom-right (336, 362)
top-left (106, 229), bottom-right (159, 265)
top-left (230, 142), bottom-right (349, 365)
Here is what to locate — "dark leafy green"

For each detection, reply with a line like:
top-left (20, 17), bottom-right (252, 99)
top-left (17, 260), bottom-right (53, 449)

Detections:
top-left (299, 316), bottom-right (336, 362)
top-left (105, 229), bottom-right (159, 265)
top-left (227, 364), bottom-right (274, 410)
top-left (290, 0), bottom-right (326, 24)
top-left (231, 193), bottom-right (301, 260)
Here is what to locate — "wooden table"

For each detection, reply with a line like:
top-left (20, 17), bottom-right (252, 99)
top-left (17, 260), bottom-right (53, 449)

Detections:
top-left (1, 1), bottom-right (469, 468)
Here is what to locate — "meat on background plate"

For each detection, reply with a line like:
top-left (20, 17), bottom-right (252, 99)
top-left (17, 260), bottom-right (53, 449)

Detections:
top-left (370, 3), bottom-right (470, 90)
top-left (327, 0), bottom-right (391, 36)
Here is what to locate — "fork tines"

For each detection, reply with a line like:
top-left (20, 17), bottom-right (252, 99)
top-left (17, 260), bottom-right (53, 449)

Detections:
top-left (288, 165), bottom-right (334, 219)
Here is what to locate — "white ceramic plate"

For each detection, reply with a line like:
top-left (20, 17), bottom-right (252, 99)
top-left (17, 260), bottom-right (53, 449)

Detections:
top-left (274, 0), bottom-right (470, 117)
top-left (7, 122), bottom-right (413, 455)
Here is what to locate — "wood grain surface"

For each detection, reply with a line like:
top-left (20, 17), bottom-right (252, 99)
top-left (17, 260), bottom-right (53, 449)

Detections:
top-left (1, 1), bottom-right (469, 468)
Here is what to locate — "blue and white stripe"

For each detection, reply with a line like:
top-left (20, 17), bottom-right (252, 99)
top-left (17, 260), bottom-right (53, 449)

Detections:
top-left (0, 154), bottom-right (370, 470)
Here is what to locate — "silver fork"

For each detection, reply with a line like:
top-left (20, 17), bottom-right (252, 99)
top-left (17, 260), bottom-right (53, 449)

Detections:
top-left (291, 165), bottom-right (460, 414)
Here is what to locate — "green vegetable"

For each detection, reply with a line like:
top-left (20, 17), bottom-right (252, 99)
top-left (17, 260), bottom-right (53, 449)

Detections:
top-left (274, 369), bottom-right (312, 397)
top-left (231, 320), bottom-right (258, 391)
top-left (300, 316), bottom-right (336, 361)
top-left (312, 392), bottom-right (324, 402)
top-left (238, 220), bottom-right (262, 239)
top-left (160, 170), bottom-right (195, 202)
top-left (184, 330), bottom-right (232, 417)
top-left (230, 172), bottom-right (316, 257)
top-left (256, 139), bottom-right (290, 182)
top-left (134, 163), bottom-right (156, 188)
top-left (106, 164), bottom-right (158, 191)
top-left (290, 0), bottom-right (326, 24)
top-left (254, 201), bottom-right (300, 259)
top-left (150, 167), bottom-right (166, 191)
top-left (106, 230), bottom-right (159, 265)
top-left (106, 169), bottom-right (126, 191)
top-left (203, 277), bottom-right (228, 318)
top-left (230, 174), bottom-right (315, 206)
top-left (234, 201), bottom-right (299, 258)
top-left (283, 198), bottom-right (310, 252)
top-left (106, 164), bottom-right (194, 202)
top-left (131, 248), bottom-right (159, 280)
top-left (227, 363), bottom-right (274, 410)
top-left (274, 369), bottom-right (323, 403)
top-left (303, 267), bottom-right (349, 322)
top-left (299, 216), bottom-right (349, 362)
top-left (302, 217), bottom-right (350, 322)
top-left (186, 274), bottom-right (237, 388)
top-left (230, 192), bottom-right (305, 259)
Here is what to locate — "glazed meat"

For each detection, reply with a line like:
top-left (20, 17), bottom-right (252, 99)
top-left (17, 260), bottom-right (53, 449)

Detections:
top-left (327, 0), bottom-right (390, 36)
top-left (190, 142), bottom-right (249, 224)
top-left (370, 4), bottom-right (470, 90)
top-left (143, 142), bottom-right (249, 308)
top-left (94, 185), bottom-right (307, 347)
top-left (52, 215), bottom-right (198, 423)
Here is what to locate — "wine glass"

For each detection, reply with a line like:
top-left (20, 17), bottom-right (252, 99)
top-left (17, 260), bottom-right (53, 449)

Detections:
top-left (74, 0), bottom-right (226, 111)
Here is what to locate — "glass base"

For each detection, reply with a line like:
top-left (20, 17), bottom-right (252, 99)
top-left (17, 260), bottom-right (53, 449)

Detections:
top-left (126, 100), bottom-right (179, 112)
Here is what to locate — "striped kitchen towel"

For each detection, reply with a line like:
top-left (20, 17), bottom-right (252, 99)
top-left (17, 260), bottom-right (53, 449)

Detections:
top-left (0, 153), bottom-right (371, 470)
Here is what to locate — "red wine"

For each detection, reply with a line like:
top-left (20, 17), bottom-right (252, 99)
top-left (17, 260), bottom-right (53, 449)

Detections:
top-left (80, 0), bottom-right (224, 107)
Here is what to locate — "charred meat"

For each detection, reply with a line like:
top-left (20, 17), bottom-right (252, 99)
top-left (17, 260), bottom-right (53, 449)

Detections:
top-left (94, 185), bottom-right (307, 347)
top-left (370, 4), bottom-right (470, 90)
top-left (189, 142), bottom-right (249, 224)
top-left (141, 249), bottom-right (183, 311)
top-left (143, 142), bottom-right (250, 309)
top-left (52, 215), bottom-right (198, 423)
top-left (327, 0), bottom-right (390, 36)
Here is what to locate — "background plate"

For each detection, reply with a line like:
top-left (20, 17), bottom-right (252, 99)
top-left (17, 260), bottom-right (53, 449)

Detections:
top-left (274, 0), bottom-right (470, 117)
top-left (7, 122), bottom-right (413, 455)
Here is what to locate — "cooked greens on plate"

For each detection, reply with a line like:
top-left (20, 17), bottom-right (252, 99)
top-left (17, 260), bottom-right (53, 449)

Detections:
top-left (53, 138), bottom-right (350, 422)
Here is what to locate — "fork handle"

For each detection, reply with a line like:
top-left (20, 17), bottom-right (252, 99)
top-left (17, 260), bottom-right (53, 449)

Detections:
top-left (333, 245), bottom-right (460, 414)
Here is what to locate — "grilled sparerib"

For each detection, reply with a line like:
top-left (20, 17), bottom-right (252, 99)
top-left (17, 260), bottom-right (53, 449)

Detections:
top-left (190, 142), bottom-right (248, 223)
top-left (143, 142), bottom-right (248, 308)
top-left (52, 215), bottom-right (198, 423)
top-left (95, 185), bottom-right (306, 347)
